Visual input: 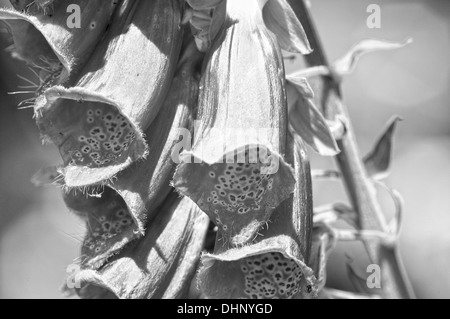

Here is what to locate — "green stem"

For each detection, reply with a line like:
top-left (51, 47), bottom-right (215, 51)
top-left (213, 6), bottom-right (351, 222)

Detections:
top-left (288, 0), bottom-right (415, 299)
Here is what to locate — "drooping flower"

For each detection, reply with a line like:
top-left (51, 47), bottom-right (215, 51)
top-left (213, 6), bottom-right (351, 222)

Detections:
top-left (37, 37), bottom-right (203, 260)
top-left (65, 195), bottom-right (210, 299)
top-left (33, 0), bottom-right (184, 186)
top-left (1, 0), bottom-right (118, 83)
top-left (63, 186), bottom-right (140, 270)
top-left (173, 0), bottom-right (297, 248)
top-left (197, 134), bottom-right (317, 299)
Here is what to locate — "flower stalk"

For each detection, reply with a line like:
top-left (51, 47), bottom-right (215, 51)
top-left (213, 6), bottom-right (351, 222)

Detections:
top-left (287, 0), bottom-right (415, 299)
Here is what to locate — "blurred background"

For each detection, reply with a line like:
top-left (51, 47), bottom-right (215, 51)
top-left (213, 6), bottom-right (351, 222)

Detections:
top-left (0, 0), bottom-right (449, 298)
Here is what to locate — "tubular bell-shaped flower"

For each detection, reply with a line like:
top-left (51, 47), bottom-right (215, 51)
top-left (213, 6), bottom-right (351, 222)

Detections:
top-left (51, 38), bottom-right (203, 266)
top-left (1, 0), bottom-right (118, 81)
top-left (197, 134), bottom-right (317, 299)
top-left (63, 186), bottom-right (140, 270)
top-left (34, 0), bottom-right (184, 186)
top-left (65, 195), bottom-right (210, 299)
top-left (173, 0), bottom-right (296, 247)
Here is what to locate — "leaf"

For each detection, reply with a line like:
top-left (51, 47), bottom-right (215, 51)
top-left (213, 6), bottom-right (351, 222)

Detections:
top-left (333, 38), bottom-right (413, 76)
top-left (286, 80), bottom-right (340, 156)
top-left (262, 0), bottom-right (312, 54)
top-left (286, 74), bottom-right (315, 98)
top-left (363, 116), bottom-right (402, 180)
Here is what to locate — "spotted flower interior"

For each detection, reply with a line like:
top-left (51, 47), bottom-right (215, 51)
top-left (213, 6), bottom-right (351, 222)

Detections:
top-left (199, 236), bottom-right (317, 299)
top-left (175, 147), bottom-right (295, 247)
top-left (241, 252), bottom-right (305, 299)
top-left (38, 101), bottom-right (138, 169)
top-left (63, 187), bottom-right (140, 269)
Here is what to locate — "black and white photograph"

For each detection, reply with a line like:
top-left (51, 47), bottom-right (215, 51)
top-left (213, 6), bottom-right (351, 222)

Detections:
top-left (0, 0), bottom-right (449, 302)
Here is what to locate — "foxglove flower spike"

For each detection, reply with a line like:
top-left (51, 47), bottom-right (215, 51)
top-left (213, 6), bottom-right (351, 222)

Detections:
top-left (65, 195), bottom-right (209, 299)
